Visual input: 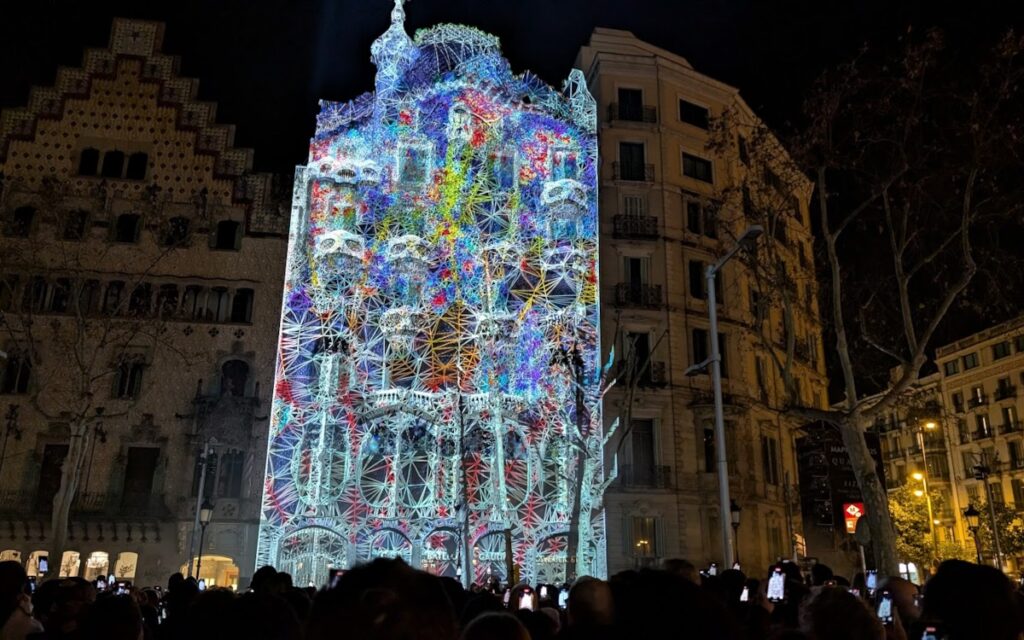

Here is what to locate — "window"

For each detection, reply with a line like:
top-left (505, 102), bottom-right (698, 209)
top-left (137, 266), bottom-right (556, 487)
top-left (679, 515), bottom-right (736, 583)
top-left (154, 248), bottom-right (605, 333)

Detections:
top-left (689, 261), bottom-right (704, 299)
top-left (0, 354), bottom-right (31, 395)
top-left (625, 332), bottom-right (651, 382)
top-left (766, 517), bottom-right (785, 561)
top-left (622, 256), bottom-right (649, 288)
top-left (214, 220), bottom-right (242, 250)
top-left (180, 286), bottom-right (202, 320)
top-left (192, 451), bottom-right (216, 499)
top-left (692, 328), bottom-right (709, 366)
top-left (966, 485), bottom-right (980, 506)
top-left (1016, 334), bottom-right (1024, 353)
top-left (738, 137), bottom-right (749, 164)
top-left (102, 281), bottom-right (124, 315)
top-left (205, 287), bottom-right (230, 322)
top-left (23, 277), bottom-right (48, 312)
top-left (630, 516), bottom-right (659, 558)
top-left (682, 152), bottom-right (713, 183)
top-left (230, 288), bottom-right (254, 323)
top-left (0, 276), bottom-right (18, 312)
top-left (971, 386), bottom-right (986, 405)
top-left (114, 214), bottom-right (141, 243)
top-left (3, 206), bottom-right (35, 238)
top-left (156, 284), bottom-right (179, 318)
top-left (101, 150), bottom-right (125, 178)
top-left (49, 278), bottom-right (71, 313)
top-left (952, 392), bottom-right (964, 413)
top-left (78, 148), bottom-right (100, 176)
top-left (125, 152), bottom-right (148, 180)
top-left (684, 201), bottom-right (716, 238)
top-left (630, 419), bottom-right (656, 486)
top-left (943, 360), bottom-right (959, 376)
top-left (1013, 479), bottom-right (1024, 507)
top-left (755, 357), bottom-right (769, 402)
top-left (617, 88), bottom-right (644, 122)
top-left (551, 147), bottom-right (578, 181)
top-left (128, 284), bottom-right (152, 316)
top-left (77, 280), bottom-right (99, 315)
top-left (703, 427), bottom-right (715, 472)
top-left (618, 142), bottom-right (647, 181)
top-left (1003, 405), bottom-right (1019, 429)
top-left (762, 435), bottom-right (780, 485)
top-left (962, 353), bottom-right (979, 370)
top-left (678, 99), bottom-right (709, 129)
top-left (927, 455), bottom-right (950, 480)
top-left (718, 333), bottom-right (728, 378)
top-left (113, 361), bottom-right (145, 399)
top-left (1010, 441), bottom-right (1023, 469)
top-left (398, 142), bottom-right (431, 185)
top-left (623, 195), bottom-right (646, 217)
top-left (121, 447), bottom-right (158, 509)
top-left (63, 210), bottom-right (89, 240)
top-left (989, 483), bottom-right (1005, 508)
top-left (976, 413), bottom-right (991, 436)
top-left (221, 360), bottom-right (250, 397)
top-left (216, 450), bottom-right (245, 498)
top-left (162, 217), bottom-right (190, 246)
top-left (36, 444), bottom-right (69, 511)
top-left (993, 341), bottom-right (1011, 360)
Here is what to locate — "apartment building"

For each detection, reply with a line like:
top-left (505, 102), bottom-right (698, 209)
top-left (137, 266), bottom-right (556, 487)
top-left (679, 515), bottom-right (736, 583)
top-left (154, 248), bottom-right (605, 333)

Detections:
top-left (0, 19), bottom-right (288, 587)
top-left (575, 29), bottom-right (828, 574)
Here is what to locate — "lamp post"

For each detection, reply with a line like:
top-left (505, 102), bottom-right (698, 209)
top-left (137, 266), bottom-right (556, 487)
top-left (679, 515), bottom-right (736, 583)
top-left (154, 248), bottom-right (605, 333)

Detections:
top-left (0, 404), bottom-right (22, 479)
top-left (195, 499), bottom-right (214, 580)
top-left (730, 500), bottom-right (742, 565)
top-left (964, 504), bottom-right (983, 564)
top-left (187, 439), bottom-right (216, 578)
top-left (704, 225), bottom-right (763, 566)
top-left (911, 470), bottom-right (938, 568)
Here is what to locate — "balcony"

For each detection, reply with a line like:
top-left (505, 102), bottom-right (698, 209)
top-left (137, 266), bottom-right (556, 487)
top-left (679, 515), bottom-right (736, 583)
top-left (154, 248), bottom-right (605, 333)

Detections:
top-left (968, 395), bottom-right (988, 409)
top-left (608, 103), bottom-right (657, 124)
top-left (1003, 420), bottom-right (1024, 435)
top-left (614, 283), bottom-right (663, 309)
top-left (1010, 458), bottom-right (1024, 471)
top-left (972, 429), bottom-right (995, 441)
top-left (613, 215), bottom-right (659, 239)
top-left (616, 464), bottom-right (673, 489)
top-left (612, 162), bottom-right (655, 182)
top-left (995, 385), bottom-right (1017, 401)
top-left (73, 492), bottom-right (171, 518)
top-left (616, 361), bottom-right (667, 388)
top-left (884, 449), bottom-right (905, 461)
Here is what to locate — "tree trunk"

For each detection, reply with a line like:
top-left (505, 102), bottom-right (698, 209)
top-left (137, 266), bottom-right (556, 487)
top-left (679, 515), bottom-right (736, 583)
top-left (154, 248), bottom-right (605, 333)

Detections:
top-left (47, 422), bottom-right (91, 580)
top-left (566, 442), bottom-right (587, 581)
top-left (838, 417), bottom-right (899, 577)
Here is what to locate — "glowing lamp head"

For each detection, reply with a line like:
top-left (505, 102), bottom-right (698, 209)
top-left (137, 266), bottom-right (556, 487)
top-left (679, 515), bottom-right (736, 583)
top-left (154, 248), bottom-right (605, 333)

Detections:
top-left (912, 472), bottom-right (924, 481)
top-left (914, 489), bottom-right (925, 498)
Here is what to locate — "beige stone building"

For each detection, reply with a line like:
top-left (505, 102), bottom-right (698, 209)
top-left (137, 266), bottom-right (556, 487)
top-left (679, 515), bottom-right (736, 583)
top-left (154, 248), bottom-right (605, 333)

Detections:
top-left (575, 29), bottom-right (828, 574)
top-left (872, 315), bottom-right (1024, 573)
top-left (0, 19), bottom-right (287, 588)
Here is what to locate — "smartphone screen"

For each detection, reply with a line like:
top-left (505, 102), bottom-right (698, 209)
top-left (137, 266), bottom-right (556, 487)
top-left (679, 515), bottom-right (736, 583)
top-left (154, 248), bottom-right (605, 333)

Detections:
top-left (732, 562), bottom-right (741, 571)
top-left (197, 579), bottom-right (206, 592)
top-left (866, 570), bottom-right (877, 592)
top-left (877, 592), bottom-right (893, 623)
top-left (117, 581), bottom-right (129, 595)
top-left (921, 627), bottom-right (939, 640)
top-left (97, 579), bottom-right (107, 591)
top-left (38, 557), bottom-right (48, 573)
top-left (767, 568), bottom-right (786, 602)
top-left (740, 586), bottom-right (749, 602)
top-left (851, 588), bottom-right (861, 597)
top-left (502, 588), bottom-right (511, 606)
top-left (539, 585), bottom-right (548, 599)
top-left (27, 577), bottom-right (36, 594)
top-left (558, 588), bottom-right (569, 609)
top-left (518, 590), bottom-right (535, 611)
top-left (708, 563), bottom-right (718, 576)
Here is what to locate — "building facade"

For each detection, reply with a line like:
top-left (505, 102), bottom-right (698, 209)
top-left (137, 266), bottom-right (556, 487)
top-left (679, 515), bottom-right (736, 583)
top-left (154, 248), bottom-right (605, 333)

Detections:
top-left (0, 19), bottom-right (288, 588)
top-left (575, 29), bottom-right (828, 574)
top-left (874, 316), bottom-right (1024, 573)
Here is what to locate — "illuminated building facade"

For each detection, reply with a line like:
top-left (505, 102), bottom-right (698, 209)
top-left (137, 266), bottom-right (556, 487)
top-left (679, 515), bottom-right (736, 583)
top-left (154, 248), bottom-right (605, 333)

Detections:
top-left (257, 2), bottom-right (603, 585)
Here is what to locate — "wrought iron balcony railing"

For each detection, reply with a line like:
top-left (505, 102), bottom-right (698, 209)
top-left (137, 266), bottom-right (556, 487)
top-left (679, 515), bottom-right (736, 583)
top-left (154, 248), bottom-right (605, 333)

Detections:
top-left (612, 215), bottom-right (659, 239)
top-left (612, 162), bottom-right (655, 182)
top-left (608, 103), bottom-right (658, 124)
top-left (614, 283), bottom-right (663, 308)
top-left (617, 464), bottom-right (674, 489)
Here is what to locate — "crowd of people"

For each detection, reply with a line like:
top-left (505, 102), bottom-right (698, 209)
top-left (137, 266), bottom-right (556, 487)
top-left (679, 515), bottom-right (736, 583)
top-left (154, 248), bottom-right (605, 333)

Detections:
top-left (0, 556), bottom-right (1021, 640)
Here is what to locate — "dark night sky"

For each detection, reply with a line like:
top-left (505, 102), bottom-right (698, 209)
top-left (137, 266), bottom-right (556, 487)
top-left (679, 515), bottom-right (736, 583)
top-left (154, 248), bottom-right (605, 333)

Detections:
top-left (1, 0), bottom-right (1020, 173)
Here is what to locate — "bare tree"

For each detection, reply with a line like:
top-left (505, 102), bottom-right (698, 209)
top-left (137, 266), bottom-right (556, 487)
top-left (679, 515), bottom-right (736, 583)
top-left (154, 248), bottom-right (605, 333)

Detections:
top-left (0, 176), bottom-right (199, 578)
top-left (710, 29), bottom-right (1024, 576)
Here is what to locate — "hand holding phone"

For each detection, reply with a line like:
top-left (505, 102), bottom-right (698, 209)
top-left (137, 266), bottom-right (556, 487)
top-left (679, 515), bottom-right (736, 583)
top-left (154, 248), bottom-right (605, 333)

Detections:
top-left (518, 588), bottom-right (535, 611)
top-left (767, 567), bottom-right (786, 603)
top-left (876, 591), bottom-right (893, 624)
top-left (557, 587), bottom-right (569, 609)
top-left (740, 586), bottom-right (749, 602)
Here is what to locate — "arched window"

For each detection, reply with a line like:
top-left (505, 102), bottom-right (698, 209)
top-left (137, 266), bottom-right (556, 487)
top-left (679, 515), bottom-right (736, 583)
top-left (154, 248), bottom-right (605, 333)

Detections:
top-left (128, 283), bottom-right (152, 316)
top-left (59, 551), bottom-right (80, 578)
top-left (78, 148), bottom-right (100, 176)
top-left (125, 152), bottom-right (148, 180)
top-left (114, 214), bottom-right (141, 243)
top-left (102, 281), bottom-right (124, 315)
top-left (230, 288), bottom-right (254, 323)
top-left (83, 551), bottom-right (109, 581)
top-left (0, 550), bottom-right (20, 564)
top-left (157, 284), bottom-right (179, 318)
top-left (210, 287), bottom-right (230, 322)
top-left (63, 210), bottom-right (89, 240)
top-left (0, 354), bottom-right (30, 394)
top-left (77, 279), bottom-right (100, 316)
top-left (101, 151), bottom-right (125, 178)
top-left (214, 220), bottom-right (242, 250)
top-left (162, 216), bottom-right (190, 246)
top-left (216, 449), bottom-right (245, 497)
top-left (114, 552), bottom-right (138, 579)
top-left (220, 360), bottom-right (249, 397)
top-left (3, 206), bottom-right (35, 238)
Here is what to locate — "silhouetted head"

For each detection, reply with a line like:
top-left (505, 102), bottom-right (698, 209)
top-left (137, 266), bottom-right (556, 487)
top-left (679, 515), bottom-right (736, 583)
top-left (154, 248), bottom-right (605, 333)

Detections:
top-left (922, 560), bottom-right (1023, 640)
top-left (799, 587), bottom-right (884, 640)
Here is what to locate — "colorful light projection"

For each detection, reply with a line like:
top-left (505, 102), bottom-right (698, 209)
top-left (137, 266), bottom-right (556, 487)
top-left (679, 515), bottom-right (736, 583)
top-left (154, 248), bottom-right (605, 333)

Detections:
top-left (256, 0), bottom-right (604, 586)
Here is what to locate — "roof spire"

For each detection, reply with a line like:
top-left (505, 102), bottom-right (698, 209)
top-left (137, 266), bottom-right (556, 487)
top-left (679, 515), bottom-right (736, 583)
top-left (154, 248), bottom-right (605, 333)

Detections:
top-left (391, 0), bottom-right (408, 26)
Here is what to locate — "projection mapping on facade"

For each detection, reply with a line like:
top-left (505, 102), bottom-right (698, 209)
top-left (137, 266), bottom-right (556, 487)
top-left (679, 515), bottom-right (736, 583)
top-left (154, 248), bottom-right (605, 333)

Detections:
top-left (256, 0), bottom-right (604, 586)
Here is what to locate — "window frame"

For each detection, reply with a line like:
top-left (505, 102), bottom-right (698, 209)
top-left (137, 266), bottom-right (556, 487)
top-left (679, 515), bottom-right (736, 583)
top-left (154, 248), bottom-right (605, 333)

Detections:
top-left (681, 152), bottom-right (713, 183)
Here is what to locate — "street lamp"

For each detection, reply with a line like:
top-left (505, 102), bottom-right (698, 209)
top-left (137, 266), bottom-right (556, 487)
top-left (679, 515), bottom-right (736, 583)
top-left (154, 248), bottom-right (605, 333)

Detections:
top-left (730, 500), bottom-right (742, 564)
top-left (195, 499), bottom-right (214, 580)
top-left (691, 224), bottom-right (762, 567)
top-left (914, 421), bottom-right (941, 569)
top-left (964, 504), bottom-right (983, 564)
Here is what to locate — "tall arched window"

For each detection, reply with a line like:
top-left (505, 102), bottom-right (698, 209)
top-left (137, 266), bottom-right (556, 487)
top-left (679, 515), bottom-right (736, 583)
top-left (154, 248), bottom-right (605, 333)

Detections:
top-left (101, 151), bottom-right (125, 178)
top-left (126, 152), bottom-right (148, 180)
top-left (214, 220), bottom-right (242, 250)
top-left (230, 288), bottom-right (254, 323)
top-left (162, 216), bottom-right (190, 246)
top-left (114, 214), bottom-right (141, 243)
top-left (78, 148), bottom-right (100, 176)
top-left (221, 360), bottom-right (249, 397)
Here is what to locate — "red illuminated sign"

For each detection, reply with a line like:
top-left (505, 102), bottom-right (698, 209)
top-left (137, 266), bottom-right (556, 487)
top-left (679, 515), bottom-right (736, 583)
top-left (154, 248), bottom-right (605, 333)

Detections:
top-left (843, 502), bottom-right (864, 533)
